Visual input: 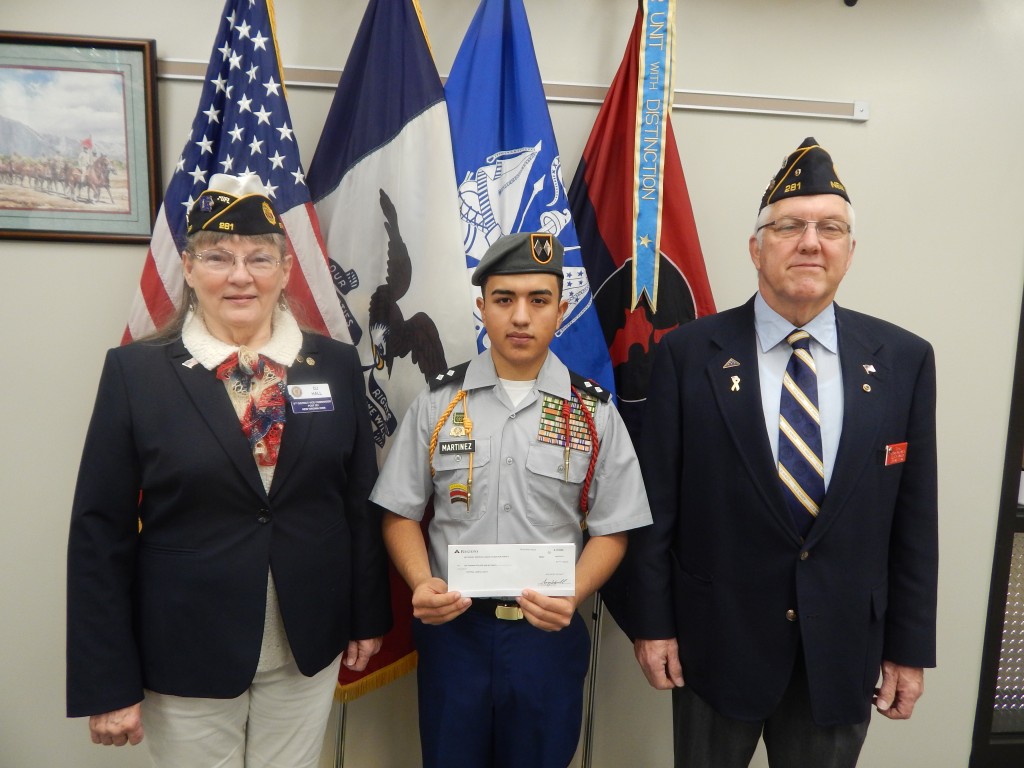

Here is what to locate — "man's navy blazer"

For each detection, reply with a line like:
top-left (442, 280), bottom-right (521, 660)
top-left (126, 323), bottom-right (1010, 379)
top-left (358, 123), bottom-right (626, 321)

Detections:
top-left (67, 333), bottom-right (391, 717)
top-left (628, 297), bottom-right (938, 726)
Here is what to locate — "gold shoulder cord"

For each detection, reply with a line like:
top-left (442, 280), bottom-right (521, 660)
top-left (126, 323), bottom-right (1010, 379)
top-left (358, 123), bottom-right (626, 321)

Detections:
top-left (428, 390), bottom-right (465, 475)
top-left (429, 390), bottom-right (474, 504)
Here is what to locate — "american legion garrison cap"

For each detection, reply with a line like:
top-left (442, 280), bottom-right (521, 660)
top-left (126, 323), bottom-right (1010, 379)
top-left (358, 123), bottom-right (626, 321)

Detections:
top-left (759, 137), bottom-right (850, 211)
top-left (186, 173), bottom-right (285, 236)
top-left (471, 232), bottom-right (564, 286)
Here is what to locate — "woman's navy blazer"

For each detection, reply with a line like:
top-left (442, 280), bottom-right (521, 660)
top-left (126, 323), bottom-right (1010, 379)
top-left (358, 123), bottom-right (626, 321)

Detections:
top-left (67, 333), bottom-right (391, 717)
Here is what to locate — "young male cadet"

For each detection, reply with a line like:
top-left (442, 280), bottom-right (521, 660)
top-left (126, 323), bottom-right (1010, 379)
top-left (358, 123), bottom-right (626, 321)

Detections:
top-left (628, 138), bottom-right (938, 768)
top-left (372, 232), bottom-right (652, 768)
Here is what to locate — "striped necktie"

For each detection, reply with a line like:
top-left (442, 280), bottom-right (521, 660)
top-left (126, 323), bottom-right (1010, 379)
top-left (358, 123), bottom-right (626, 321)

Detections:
top-left (778, 330), bottom-right (824, 537)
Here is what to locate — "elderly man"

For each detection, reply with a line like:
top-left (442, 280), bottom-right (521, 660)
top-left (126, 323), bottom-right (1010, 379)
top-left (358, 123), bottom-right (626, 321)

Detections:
top-left (628, 138), bottom-right (938, 768)
top-left (372, 232), bottom-right (652, 768)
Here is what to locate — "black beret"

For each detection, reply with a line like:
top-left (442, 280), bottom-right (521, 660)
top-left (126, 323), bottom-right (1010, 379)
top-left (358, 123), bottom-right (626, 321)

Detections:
top-left (471, 232), bottom-right (564, 286)
top-left (759, 137), bottom-right (850, 211)
top-left (186, 173), bottom-right (285, 236)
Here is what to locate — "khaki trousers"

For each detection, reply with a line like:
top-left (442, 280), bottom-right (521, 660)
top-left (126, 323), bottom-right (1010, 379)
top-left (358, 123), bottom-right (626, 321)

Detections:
top-left (142, 654), bottom-right (342, 768)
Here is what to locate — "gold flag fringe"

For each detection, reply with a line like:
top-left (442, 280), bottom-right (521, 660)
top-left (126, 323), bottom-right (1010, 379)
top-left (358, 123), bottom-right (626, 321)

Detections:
top-left (334, 652), bottom-right (418, 703)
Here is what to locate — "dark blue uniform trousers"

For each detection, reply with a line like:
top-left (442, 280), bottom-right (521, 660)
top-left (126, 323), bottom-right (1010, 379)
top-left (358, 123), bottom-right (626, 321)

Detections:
top-left (413, 607), bottom-right (590, 768)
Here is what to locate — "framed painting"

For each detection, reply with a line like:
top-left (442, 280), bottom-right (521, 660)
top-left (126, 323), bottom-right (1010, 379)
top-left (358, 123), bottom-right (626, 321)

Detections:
top-left (0, 32), bottom-right (161, 243)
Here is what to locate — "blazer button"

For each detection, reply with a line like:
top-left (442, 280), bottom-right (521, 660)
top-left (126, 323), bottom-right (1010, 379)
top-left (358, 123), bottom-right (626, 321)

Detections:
top-left (257, 509), bottom-right (271, 524)
top-left (799, 551), bottom-right (809, 561)
top-left (785, 609), bottom-right (797, 622)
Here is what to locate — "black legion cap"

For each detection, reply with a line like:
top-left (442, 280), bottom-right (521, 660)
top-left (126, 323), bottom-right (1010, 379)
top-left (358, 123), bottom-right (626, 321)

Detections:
top-left (759, 137), bottom-right (850, 211)
top-left (186, 173), bottom-right (285, 236)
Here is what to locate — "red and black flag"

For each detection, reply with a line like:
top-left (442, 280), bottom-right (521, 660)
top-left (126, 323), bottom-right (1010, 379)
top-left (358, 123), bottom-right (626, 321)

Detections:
top-left (569, 3), bottom-right (715, 445)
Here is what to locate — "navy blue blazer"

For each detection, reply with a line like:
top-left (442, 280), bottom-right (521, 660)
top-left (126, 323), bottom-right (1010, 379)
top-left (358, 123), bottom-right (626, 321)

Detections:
top-left (628, 298), bottom-right (938, 725)
top-left (67, 332), bottom-right (391, 717)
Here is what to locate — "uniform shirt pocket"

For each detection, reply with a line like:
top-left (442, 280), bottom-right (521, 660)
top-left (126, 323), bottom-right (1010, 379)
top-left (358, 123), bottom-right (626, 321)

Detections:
top-left (433, 437), bottom-right (490, 521)
top-left (525, 442), bottom-right (590, 527)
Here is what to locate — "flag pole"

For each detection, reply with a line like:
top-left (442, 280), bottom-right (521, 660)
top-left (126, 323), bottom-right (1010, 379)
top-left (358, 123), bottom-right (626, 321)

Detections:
top-left (580, 592), bottom-right (605, 767)
top-left (333, 699), bottom-right (348, 768)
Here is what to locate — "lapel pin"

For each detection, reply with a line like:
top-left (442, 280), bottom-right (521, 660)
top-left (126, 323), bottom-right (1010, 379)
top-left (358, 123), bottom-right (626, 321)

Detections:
top-left (182, 358), bottom-right (199, 369)
top-left (723, 358), bottom-right (741, 369)
top-left (863, 364), bottom-right (876, 375)
top-left (730, 375), bottom-right (741, 392)
top-left (862, 383), bottom-right (872, 392)
top-left (306, 356), bottom-right (316, 366)
top-left (295, 354), bottom-right (305, 364)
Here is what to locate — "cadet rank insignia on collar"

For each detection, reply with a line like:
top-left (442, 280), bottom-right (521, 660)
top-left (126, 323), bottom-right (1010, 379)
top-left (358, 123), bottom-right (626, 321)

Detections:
top-left (568, 370), bottom-right (610, 402)
top-left (430, 361), bottom-right (470, 390)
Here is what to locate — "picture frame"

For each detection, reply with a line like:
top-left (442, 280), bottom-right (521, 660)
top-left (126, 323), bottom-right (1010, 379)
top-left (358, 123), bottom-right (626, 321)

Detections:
top-left (0, 32), bottom-right (161, 244)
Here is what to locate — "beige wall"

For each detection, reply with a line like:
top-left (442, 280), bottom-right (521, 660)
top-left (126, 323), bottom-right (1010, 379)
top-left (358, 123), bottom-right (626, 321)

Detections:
top-left (2, 0), bottom-right (1022, 765)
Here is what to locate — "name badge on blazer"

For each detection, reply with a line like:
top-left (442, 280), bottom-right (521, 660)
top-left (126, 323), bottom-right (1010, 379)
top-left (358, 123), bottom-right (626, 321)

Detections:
top-left (288, 383), bottom-right (334, 413)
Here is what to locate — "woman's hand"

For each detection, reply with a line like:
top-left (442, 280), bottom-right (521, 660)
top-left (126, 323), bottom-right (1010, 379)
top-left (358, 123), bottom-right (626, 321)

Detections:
top-left (343, 637), bottom-right (384, 672)
top-left (89, 703), bottom-right (144, 746)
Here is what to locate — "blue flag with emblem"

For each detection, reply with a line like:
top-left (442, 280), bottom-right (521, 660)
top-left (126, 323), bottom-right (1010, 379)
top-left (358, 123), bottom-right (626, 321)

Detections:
top-left (445, 0), bottom-right (615, 395)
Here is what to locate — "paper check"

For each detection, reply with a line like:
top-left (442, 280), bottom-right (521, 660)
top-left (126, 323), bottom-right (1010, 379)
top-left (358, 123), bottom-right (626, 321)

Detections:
top-left (448, 543), bottom-right (575, 597)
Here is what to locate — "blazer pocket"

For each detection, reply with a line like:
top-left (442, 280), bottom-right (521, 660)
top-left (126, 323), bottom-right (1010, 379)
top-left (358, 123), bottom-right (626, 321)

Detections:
top-left (670, 551), bottom-right (712, 583)
top-left (139, 542), bottom-right (200, 557)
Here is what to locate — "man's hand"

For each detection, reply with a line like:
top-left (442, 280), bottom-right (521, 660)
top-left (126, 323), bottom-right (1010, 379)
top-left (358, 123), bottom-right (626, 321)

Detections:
top-left (89, 703), bottom-right (144, 746)
top-left (874, 661), bottom-right (924, 720)
top-left (411, 577), bottom-right (470, 624)
top-left (634, 638), bottom-right (685, 690)
top-left (517, 589), bottom-right (577, 631)
top-left (343, 637), bottom-right (383, 671)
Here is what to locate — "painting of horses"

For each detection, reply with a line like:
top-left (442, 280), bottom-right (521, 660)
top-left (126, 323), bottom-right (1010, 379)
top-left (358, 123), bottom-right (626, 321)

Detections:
top-left (0, 33), bottom-right (160, 243)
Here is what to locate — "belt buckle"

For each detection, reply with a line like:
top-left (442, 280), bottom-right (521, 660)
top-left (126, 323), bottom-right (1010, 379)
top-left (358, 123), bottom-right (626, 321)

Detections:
top-left (494, 603), bottom-right (524, 621)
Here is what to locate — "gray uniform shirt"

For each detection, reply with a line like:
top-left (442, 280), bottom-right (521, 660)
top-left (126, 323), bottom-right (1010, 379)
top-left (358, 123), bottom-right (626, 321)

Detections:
top-left (371, 351), bottom-right (652, 580)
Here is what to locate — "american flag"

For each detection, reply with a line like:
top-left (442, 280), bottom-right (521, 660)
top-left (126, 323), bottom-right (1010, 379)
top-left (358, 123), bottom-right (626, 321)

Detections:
top-left (122, 0), bottom-right (349, 343)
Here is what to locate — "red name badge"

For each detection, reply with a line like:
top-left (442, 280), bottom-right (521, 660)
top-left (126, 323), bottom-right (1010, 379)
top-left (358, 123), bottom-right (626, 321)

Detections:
top-left (884, 442), bottom-right (908, 466)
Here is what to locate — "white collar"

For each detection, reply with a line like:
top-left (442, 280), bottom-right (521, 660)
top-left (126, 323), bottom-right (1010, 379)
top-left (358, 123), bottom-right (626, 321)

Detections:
top-left (182, 307), bottom-right (304, 371)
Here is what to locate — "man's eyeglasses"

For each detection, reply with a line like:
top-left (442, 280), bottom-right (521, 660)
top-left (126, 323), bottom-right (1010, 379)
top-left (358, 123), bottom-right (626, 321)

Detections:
top-left (189, 249), bottom-right (282, 275)
top-left (756, 217), bottom-right (851, 240)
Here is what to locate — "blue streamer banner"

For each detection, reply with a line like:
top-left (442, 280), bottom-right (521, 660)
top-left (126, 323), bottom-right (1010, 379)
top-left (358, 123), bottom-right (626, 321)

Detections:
top-left (632, 0), bottom-right (676, 311)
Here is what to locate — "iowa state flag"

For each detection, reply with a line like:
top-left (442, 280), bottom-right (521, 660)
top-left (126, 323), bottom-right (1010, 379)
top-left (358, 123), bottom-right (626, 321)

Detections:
top-left (569, 5), bottom-right (715, 443)
top-left (306, 0), bottom-right (477, 699)
top-left (445, 0), bottom-right (615, 393)
top-left (308, 0), bottom-right (476, 455)
top-left (123, 0), bottom-right (347, 343)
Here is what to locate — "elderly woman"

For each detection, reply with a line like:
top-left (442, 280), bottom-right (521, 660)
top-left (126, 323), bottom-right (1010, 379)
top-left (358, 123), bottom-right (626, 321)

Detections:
top-left (66, 174), bottom-right (391, 767)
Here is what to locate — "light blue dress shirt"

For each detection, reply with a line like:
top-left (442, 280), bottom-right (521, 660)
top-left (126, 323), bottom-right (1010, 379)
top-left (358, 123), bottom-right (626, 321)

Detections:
top-left (753, 293), bottom-right (843, 488)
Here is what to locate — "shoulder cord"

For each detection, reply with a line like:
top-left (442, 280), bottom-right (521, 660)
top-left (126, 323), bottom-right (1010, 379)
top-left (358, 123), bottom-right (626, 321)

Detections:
top-left (429, 390), bottom-right (468, 477)
top-left (570, 385), bottom-right (600, 531)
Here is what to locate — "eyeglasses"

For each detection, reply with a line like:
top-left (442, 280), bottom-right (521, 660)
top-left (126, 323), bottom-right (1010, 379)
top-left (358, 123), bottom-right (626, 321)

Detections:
top-left (190, 248), bottom-right (282, 275)
top-left (756, 217), bottom-right (852, 240)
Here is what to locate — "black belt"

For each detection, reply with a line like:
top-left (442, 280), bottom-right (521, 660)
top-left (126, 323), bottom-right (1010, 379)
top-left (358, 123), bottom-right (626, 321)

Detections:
top-left (468, 599), bottom-right (524, 621)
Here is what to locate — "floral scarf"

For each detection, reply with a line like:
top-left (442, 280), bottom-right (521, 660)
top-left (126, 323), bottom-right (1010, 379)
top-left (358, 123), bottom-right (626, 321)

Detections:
top-left (215, 346), bottom-right (288, 467)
